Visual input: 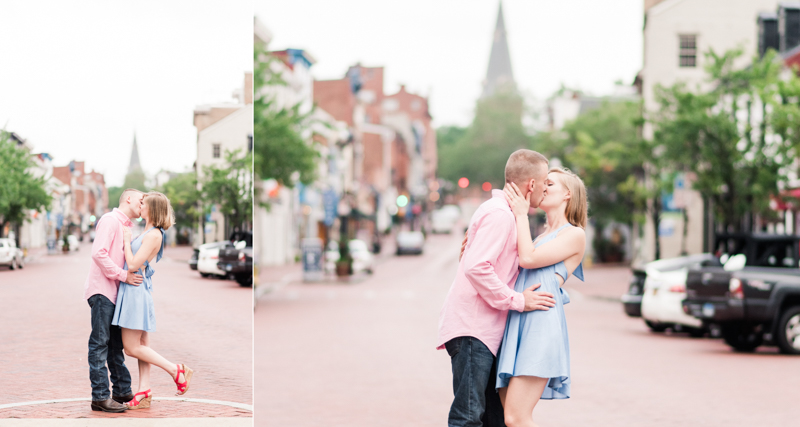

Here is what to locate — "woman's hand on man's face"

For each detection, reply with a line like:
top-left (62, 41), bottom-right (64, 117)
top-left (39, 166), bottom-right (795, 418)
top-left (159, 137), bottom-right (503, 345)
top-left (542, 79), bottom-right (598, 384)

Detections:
top-left (504, 182), bottom-right (531, 217)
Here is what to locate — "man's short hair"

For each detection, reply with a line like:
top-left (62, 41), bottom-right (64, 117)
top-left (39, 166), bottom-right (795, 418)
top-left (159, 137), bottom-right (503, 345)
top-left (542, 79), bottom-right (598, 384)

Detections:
top-left (504, 149), bottom-right (549, 185)
top-left (119, 188), bottom-right (144, 206)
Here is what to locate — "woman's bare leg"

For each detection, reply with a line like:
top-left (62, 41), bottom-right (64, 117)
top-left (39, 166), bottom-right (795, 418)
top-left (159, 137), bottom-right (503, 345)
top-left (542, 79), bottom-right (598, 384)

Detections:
top-left (121, 328), bottom-right (184, 389)
top-left (136, 332), bottom-right (151, 395)
top-left (503, 376), bottom-right (549, 427)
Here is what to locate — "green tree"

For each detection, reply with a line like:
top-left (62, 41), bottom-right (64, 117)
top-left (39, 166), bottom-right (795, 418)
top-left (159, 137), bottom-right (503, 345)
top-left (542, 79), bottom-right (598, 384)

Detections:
top-left (201, 149), bottom-right (253, 237)
top-left (0, 131), bottom-right (52, 242)
top-left (438, 92), bottom-right (531, 187)
top-left (253, 43), bottom-right (318, 188)
top-left (107, 186), bottom-right (123, 210)
top-left (159, 172), bottom-right (201, 232)
top-left (533, 100), bottom-right (654, 260)
top-left (122, 170), bottom-right (147, 193)
top-left (652, 48), bottom-right (800, 232)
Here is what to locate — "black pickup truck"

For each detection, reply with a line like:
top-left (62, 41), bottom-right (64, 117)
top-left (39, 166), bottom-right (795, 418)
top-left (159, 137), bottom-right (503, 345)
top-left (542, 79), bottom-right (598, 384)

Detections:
top-left (217, 231), bottom-right (253, 287)
top-left (682, 233), bottom-right (800, 354)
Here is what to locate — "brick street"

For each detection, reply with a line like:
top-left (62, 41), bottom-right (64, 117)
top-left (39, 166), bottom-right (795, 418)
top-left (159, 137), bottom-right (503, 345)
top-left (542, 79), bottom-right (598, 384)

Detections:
top-left (256, 232), bottom-right (800, 426)
top-left (0, 240), bottom-right (252, 421)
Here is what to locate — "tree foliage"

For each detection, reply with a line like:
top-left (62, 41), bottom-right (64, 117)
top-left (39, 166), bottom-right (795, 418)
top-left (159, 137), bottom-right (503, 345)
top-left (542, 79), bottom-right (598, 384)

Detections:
top-left (201, 149), bottom-right (253, 235)
top-left (438, 92), bottom-right (531, 187)
top-left (0, 131), bottom-right (52, 239)
top-left (652, 48), bottom-right (800, 232)
top-left (540, 100), bottom-right (646, 228)
top-left (253, 43), bottom-right (318, 187)
top-left (159, 172), bottom-right (201, 232)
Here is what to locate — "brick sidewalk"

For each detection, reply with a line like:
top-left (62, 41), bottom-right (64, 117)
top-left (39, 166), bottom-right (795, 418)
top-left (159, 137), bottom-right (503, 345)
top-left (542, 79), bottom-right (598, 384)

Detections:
top-left (0, 241), bottom-right (252, 419)
top-left (0, 400), bottom-right (251, 419)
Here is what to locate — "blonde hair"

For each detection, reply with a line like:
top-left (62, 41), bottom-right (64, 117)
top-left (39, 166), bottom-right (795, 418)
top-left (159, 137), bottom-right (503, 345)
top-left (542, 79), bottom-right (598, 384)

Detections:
top-left (549, 167), bottom-right (588, 229)
top-left (144, 191), bottom-right (175, 231)
top-left (119, 188), bottom-right (144, 206)
top-left (505, 149), bottom-right (549, 187)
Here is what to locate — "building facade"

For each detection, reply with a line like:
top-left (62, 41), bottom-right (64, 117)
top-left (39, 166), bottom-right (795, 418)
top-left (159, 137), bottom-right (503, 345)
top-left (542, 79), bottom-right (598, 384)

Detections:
top-left (638, 0), bottom-right (781, 263)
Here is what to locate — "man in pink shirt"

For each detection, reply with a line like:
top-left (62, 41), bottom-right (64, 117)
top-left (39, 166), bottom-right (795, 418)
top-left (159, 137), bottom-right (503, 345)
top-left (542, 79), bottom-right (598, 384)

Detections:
top-left (437, 150), bottom-right (555, 427)
top-left (85, 189), bottom-right (144, 413)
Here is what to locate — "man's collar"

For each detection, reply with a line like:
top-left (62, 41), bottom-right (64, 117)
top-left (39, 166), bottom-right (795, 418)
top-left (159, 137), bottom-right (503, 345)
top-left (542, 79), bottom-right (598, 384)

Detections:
top-left (111, 208), bottom-right (133, 227)
top-left (491, 189), bottom-right (504, 199)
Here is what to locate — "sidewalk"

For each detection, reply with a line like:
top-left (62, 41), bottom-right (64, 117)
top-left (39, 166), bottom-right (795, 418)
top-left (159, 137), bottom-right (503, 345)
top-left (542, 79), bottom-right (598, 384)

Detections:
top-left (0, 418), bottom-right (251, 426)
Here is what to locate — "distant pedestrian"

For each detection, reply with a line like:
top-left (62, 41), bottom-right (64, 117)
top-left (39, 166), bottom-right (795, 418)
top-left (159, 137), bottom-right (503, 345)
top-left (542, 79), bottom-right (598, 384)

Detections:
top-left (84, 189), bottom-right (145, 413)
top-left (112, 191), bottom-right (194, 409)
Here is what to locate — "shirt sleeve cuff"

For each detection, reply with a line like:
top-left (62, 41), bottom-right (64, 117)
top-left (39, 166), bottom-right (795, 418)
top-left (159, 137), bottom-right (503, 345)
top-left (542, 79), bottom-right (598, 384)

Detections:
top-left (512, 292), bottom-right (526, 312)
top-left (117, 270), bottom-right (128, 283)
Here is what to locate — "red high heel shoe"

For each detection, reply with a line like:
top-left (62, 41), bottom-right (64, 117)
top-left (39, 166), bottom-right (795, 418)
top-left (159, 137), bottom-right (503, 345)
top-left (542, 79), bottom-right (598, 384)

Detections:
top-left (125, 389), bottom-right (152, 409)
top-left (173, 363), bottom-right (194, 395)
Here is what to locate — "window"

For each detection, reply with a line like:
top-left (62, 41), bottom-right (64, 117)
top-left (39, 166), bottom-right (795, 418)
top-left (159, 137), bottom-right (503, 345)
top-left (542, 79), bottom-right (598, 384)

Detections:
top-left (679, 35), bottom-right (697, 67)
top-left (212, 143), bottom-right (221, 159)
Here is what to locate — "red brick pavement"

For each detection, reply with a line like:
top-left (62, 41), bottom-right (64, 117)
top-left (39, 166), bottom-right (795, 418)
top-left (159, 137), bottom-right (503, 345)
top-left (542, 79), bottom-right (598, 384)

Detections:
top-left (256, 233), bottom-right (800, 426)
top-left (0, 400), bottom-right (251, 418)
top-left (0, 241), bottom-right (252, 419)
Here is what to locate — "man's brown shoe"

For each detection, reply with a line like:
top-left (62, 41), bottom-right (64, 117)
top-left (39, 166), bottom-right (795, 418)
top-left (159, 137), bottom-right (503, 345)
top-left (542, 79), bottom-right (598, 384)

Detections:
top-left (90, 398), bottom-right (127, 412)
top-left (112, 393), bottom-right (135, 405)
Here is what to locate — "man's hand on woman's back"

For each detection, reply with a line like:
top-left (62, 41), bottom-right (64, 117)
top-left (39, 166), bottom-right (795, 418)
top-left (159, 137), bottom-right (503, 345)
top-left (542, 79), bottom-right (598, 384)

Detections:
top-left (522, 283), bottom-right (555, 311)
top-left (125, 270), bottom-right (143, 286)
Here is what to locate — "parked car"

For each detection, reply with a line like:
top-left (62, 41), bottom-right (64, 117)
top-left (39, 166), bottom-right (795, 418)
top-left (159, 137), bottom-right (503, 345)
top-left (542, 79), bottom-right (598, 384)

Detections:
top-left (396, 231), bottom-right (424, 255)
top-left (431, 205), bottom-right (461, 234)
top-left (621, 268), bottom-right (647, 317)
top-left (67, 235), bottom-right (80, 252)
top-left (0, 238), bottom-right (24, 270)
top-left (197, 241), bottom-right (234, 278)
top-left (218, 231), bottom-right (253, 287)
top-left (324, 239), bottom-right (375, 275)
top-left (189, 248), bottom-right (199, 270)
top-left (638, 254), bottom-right (718, 335)
top-left (683, 233), bottom-right (800, 353)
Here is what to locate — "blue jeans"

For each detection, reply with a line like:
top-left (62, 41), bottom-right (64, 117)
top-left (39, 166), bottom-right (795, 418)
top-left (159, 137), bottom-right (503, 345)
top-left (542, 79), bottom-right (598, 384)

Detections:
top-left (446, 337), bottom-right (506, 427)
top-left (87, 294), bottom-right (132, 401)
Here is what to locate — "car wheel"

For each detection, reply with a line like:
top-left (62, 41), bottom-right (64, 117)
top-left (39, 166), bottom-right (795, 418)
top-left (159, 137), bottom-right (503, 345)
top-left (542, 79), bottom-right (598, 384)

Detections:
top-left (10, 259), bottom-right (17, 270)
top-left (366, 268), bottom-right (374, 274)
top-left (645, 320), bottom-right (667, 333)
top-left (776, 306), bottom-right (800, 355)
top-left (687, 327), bottom-right (706, 338)
top-left (200, 273), bottom-right (211, 278)
top-left (721, 323), bottom-right (763, 352)
top-left (236, 274), bottom-right (253, 287)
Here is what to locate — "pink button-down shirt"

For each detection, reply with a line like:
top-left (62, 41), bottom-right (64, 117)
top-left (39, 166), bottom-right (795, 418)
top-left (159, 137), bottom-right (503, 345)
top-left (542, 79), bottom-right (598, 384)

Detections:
top-left (437, 190), bottom-right (526, 356)
top-left (84, 208), bottom-right (132, 304)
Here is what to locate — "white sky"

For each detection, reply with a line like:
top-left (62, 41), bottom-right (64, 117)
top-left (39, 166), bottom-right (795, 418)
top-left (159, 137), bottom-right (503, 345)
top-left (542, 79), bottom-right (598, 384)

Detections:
top-left (257, 0), bottom-right (643, 127)
top-left (0, 0), bottom-right (253, 187)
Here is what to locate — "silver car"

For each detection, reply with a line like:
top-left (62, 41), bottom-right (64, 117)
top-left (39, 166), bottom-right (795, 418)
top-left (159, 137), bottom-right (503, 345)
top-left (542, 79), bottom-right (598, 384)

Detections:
top-left (0, 238), bottom-right (24, 270)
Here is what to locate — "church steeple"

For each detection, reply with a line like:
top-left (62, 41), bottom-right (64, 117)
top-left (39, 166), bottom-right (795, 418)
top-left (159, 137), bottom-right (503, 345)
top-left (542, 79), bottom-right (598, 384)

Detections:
top-left (128, 132), bottom-right (142, 174)
top-left (482, 1), bottom-right (516, 98)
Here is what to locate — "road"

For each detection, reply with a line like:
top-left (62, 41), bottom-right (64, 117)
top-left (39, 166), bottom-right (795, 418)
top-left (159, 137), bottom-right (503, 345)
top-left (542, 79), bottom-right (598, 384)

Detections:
top-left (255, 231), bottom-right (800, 426)
top-left (0, 240), bottom-right (252, 421)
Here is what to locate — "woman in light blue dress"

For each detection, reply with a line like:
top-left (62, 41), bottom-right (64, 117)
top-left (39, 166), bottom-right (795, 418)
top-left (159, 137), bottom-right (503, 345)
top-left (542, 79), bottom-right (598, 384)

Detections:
top-left (112, 191), bottom-right (193, 409)
top-left (497, 167), bottom-right (588, 427)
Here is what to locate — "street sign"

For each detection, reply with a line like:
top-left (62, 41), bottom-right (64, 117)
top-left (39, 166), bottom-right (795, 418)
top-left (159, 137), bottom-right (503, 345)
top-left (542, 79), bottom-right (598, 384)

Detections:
top-left (323, 190), bottom-right (338, 227)
top-left (302, 238), bottom-right (323, 282)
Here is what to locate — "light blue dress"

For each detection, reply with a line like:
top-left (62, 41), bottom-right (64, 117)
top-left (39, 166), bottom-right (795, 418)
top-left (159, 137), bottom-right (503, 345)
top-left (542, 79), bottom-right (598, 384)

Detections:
top-left (112, 227), bottom-right (166, 332)
top-left (496, 223), bottom-right (585, 399)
